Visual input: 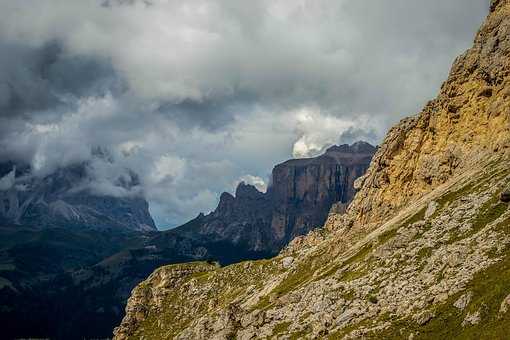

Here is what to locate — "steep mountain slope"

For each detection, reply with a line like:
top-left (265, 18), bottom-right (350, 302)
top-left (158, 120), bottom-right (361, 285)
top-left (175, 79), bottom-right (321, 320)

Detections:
top-left (346, 0), bottom-right (510, 229)
top-left (114, 2), bottom-right (510, 339)
top-left (174, 142), bottom-right (375, 254)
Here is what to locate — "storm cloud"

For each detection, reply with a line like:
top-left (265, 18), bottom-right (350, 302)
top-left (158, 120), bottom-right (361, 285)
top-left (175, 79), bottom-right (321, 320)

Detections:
top-left (0, 0), bottom-right (489, 227)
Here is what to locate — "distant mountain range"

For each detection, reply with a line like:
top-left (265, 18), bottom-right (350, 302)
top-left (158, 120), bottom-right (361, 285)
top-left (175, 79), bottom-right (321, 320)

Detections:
top-left (0, 141), bottom-right (375, 339)
top-left (0, 161), bottom-right (156, 231)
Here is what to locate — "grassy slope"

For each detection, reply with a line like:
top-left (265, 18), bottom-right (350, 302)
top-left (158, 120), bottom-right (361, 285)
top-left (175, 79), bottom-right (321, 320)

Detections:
top-left (126, 157), bottom-right (510, 339)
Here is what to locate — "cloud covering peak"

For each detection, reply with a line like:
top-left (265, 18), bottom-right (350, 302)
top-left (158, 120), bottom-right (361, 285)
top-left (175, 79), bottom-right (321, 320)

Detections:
top-left (0, 0), bottom-right (488, 227)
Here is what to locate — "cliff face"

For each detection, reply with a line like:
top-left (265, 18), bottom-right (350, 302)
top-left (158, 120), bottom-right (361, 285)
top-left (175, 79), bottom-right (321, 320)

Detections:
top-left (270, 142), bottom-right (376, 242)
top-left (0, 163), bottom-right (156, 231)
top-left (345, 0), bottom-right (510, 229)
top-left (174, 142), bottom-right (375, 254)
top-left (115, 2), bottom-right (510, 339)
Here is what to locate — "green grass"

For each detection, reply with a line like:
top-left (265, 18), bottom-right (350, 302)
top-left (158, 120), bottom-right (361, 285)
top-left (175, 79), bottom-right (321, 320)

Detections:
top-left (0, 277), bottom-right (14, 290)
top-left (289, 327), bottom-right (311, 339)
top-left (252, 294), bottom-right (271, 310)
top-left (402, 207), bottom-right (427, 227)
top-left (377, 228), bottom-right (398, 245)
top-left (251, 254), bottom-right (323, 311)
top-left (272, 321), bottom-right (291, 335)
top-left (368, 294), bottom-right (379, 304)
top-left (417, 247), bottom-right (432, 261)
top-left (340, 268), bottom-right (368, 282)
top-left (327, 318), bottom-right (372, 339)
top-left (368, 249), bottom-right (510, 339)
top-left (447, 193), bottom-right (508, 245)
top-left (436, 182), bottom-right (475, 208)
top-left (0, 263), bottom-right (15, 271)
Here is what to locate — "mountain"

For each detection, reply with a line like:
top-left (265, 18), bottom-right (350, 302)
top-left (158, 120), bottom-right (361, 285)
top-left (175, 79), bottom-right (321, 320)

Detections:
top-left (0, 162), bottom-right (156, 231)
top-left (0, 161), bottom-right (210, 338)
top-left (114, 2), bottom-right (510, 339)
top-left (174, 141), bottom-right (376, 254)
top-left (0, 142), bottom-right (373, 339)
top-left (0, 226), bottom-right (215, 339)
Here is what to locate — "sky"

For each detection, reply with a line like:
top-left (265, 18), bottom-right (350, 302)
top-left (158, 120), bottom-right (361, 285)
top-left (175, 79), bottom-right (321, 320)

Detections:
top-left (0, 0), bottom-right (489, 228)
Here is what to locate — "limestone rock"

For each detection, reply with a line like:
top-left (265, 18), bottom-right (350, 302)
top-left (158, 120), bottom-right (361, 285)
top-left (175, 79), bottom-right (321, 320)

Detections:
top-left (425, 201), bottom-right (438, 220)
top-left (342, 0), bottom-right (510, 230)
top-left (114, 3), bottom-right (510, 339)
top-left (454, 292), bottom-right (472, 310)
top-left (281, 256), bottom-right (294, 269)
top-left (462, 310), bottom-right (481, 327)
top-left (500, 189), bottom-right (510, 202)
top-left (414, 310), bottom-right (435, 326)
top-left (499, 293), bottom-right (510, 314)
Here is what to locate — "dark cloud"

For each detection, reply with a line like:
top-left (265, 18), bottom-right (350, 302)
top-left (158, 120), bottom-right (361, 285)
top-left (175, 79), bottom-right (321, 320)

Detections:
top-left (0, 41), bottom-right (121, 118)
top-left (0, 0), bottom-right (489, 227)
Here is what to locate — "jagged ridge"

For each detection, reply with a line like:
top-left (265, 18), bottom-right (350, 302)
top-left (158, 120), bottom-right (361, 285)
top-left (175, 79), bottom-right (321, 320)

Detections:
top-left (173, 142), bottom-right (375, 255)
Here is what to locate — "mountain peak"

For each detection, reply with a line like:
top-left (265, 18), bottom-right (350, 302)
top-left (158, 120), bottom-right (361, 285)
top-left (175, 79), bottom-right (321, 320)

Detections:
top-left (235, 181), bottom-right (263, 199)
top-left (0, 161), bottom-right (156, 231)
top-left (325, 141), bottom-right (376, 155)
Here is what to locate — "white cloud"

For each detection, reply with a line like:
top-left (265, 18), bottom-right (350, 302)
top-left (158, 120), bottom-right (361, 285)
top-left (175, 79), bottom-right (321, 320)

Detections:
top-left (291, 108), bottom-right (385, 158)
top-left (150, 155), bottom-right (187, 184)
top-left (0, 0), bottom-right (489, 228)
top-left (235, 175), bottom-right (267, 193)
top-left (0, 168), bottom-right (16, 191)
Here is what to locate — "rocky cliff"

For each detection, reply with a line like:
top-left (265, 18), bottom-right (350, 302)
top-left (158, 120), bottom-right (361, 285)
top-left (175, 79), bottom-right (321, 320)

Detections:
top-left (115, 2), bottom-right (510, 339)
top-left (345, 0), bottom-right (510, 230)
top-left (269, 141), bottom-right (376, 243)
top-left (174, 142), bottom-right (375, 254)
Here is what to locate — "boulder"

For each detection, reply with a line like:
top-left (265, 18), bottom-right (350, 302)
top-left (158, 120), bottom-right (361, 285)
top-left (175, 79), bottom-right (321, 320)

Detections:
top-left (500, 189), bottom-right (510, 203)
top-left (453, 292), bottom-right (472, 310)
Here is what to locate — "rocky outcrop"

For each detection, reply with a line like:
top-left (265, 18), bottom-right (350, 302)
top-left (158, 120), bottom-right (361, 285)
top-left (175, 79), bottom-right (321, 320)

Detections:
top-left (115, 2), bottom-right (510, 339)
top-left (174, 142), bottom-right (375, 254)
top-left (0, 162), bottom-right (156, 231)
top-left (269, 141), bottom-right (375, 242)
top-left (345, 0), bottom-right (510, 229)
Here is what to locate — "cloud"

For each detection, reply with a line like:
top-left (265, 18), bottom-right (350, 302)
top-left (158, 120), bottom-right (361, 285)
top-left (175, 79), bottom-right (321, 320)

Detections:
top-left (0, 0), bottom-right (489, 227)
top-left (290, 107), bottom-right (384, 158)
top-left (0, 167), bottom-right (15, 191)
top-left (235, 175), bottom-right (267, 193)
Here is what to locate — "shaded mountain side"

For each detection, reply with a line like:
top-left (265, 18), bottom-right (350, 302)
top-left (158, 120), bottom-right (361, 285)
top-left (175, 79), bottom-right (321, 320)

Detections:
top-left (174, 142), bottom-right (376, 254)
top-left (270, 142), bottom-right (375, 243)
top-left (114, 2), bottom-right (510, 339)
top-left (0, 226), bottom-right (155, 339)
top-left (0, 224), bottom-right (273, 340)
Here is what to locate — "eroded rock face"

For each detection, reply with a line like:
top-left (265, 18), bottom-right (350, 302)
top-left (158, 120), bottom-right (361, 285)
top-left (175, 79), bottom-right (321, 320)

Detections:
top-left (344, 0), bottom-right (510, 230)
top-left (269, 142), bottom-right (376, 243)
top-left (174, 142), bottom-right (375, 254)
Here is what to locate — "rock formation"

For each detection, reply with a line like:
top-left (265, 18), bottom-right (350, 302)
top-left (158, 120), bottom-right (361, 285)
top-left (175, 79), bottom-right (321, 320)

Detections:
top-left (114, 2), bottom-right (510, 339)
top-left (346, 0), bottom-right (510, 229)
top-left (174, 142), bottom-right (375, 254)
